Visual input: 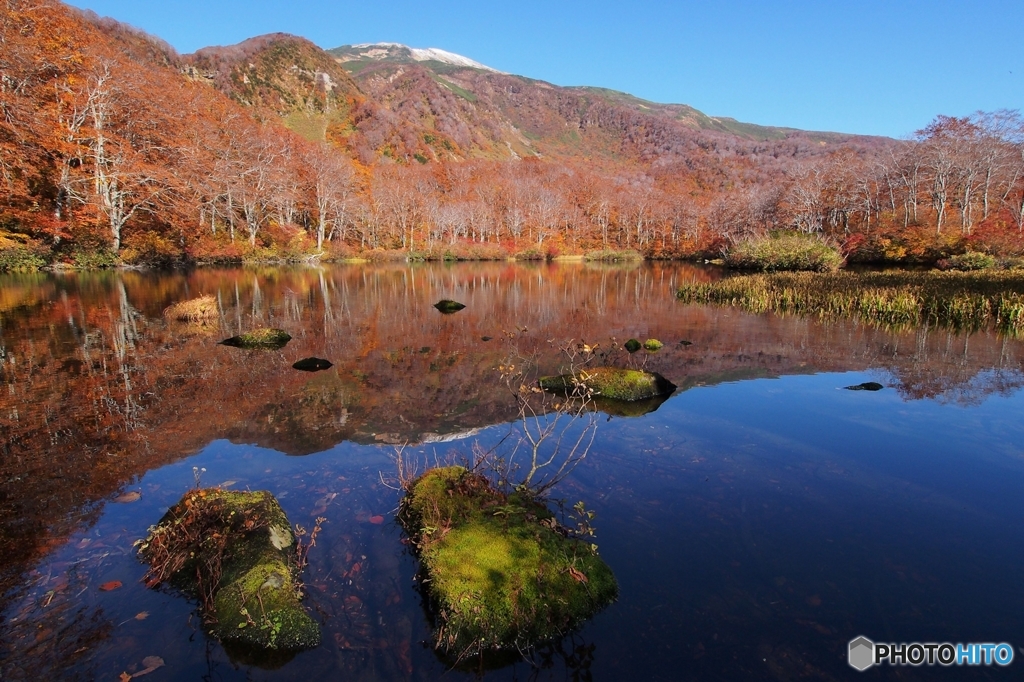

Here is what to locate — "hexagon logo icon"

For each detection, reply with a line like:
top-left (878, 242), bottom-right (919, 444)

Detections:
top-left (848, 636), bottom-right (875, 671)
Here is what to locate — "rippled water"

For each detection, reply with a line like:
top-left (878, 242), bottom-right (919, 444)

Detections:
top-left (1, 262), bottom-right (1023, 680)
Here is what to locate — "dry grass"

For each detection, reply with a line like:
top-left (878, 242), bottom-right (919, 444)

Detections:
top-left (163, 295), bottom-right (218, 322)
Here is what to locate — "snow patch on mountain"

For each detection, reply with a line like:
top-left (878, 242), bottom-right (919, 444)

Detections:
top-left (347, 42), bottom-right (503, 73)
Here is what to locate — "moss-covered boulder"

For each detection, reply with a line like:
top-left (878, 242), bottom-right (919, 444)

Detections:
top-left (623, 338), bottom-right (642, 353)
top-left (643, 338), bottom-right (663, 351)
top-left (399, 467), bottom-right (617, 655)
top-left (538, 367), bottom-right (676, 401)
top-left (138, 489), bottom-right (319, 652)
top-left (434, 299), bottom-right (466, 314)
top-left (219, 328), bottom-right (291, 349)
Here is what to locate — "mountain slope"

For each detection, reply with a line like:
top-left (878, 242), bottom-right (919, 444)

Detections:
top-left (326, 42), bottom-right (887, 167)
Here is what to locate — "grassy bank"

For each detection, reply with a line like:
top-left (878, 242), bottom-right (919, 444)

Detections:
top-left (676, 270), bottom-right (1024, 335)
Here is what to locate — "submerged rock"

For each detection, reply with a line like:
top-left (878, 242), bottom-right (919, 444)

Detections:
top-left (539, 367), bottom-right (676, 401)
top-left (138, 489), bottom-right (319, 652)
top-left (844, 381), bottom-right (884, 391)
top-left (399, 467), bottom-right (617, 655)
top-left (433, 299), bottom-right (466, 314)
top-left (219, 328), bottom-right (291, 349)
top-left (292, 357), bottom-right (333, 372)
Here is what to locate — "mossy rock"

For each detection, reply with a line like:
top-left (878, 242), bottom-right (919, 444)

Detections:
top-left (399, 467), bottom-right (617, 655)
top-left (219, 328), bottom-right (292, 349)
top-left (538, 367), bottom-right (676, 401)
top-left (292, 357), bottom-right (332, 372)
top-left (434, 299), bottom-right (466, 314)
top-left (643, 339), bottom-right (663, 351)
top-left (139, 489), bottom-right (319, 652)
top-left (623, 338), bottom-right (642, 353)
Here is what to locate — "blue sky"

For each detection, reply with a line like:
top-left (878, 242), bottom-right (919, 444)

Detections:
top-left (66, 0), bottom-right (1021, 139)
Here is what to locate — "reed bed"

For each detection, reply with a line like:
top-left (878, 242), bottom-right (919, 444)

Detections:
top-left (677, 271), bottom-right (1024, 336)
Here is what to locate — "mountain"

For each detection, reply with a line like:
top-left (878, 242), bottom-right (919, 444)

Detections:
top-left (318, 42), bottom-right (887, 168)
top-left (174, 33), bottom-right (885, 168)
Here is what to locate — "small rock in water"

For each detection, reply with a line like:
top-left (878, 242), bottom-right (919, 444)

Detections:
top-left (434, 299), bottom-right (466, 314)
top-left (844, 382), bottom-right (884, 391)
top-left (219, 328), bottom-right (291, 349)
top-left (481, 336), bottom-right (493, 342)
top-left (679, 340), bottom-right (693, 346)
top-left (292, 357), bottom-right (333, 372)
top-left (624, 339), bottom-right (642, 353)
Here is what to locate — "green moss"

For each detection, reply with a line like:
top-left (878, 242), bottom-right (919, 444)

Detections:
top-left (219, 328), bottom-right (292, 349)
top-left (213, 557), bottom-right (319, 650)
top-left (399, 467), bottom-right (617, 655)
top-left (623, 338), bottom-right (642, 353)
top-left (540, 367), bottom-right (676, 402)
top-left (643, 339), bottom-right (663, 351)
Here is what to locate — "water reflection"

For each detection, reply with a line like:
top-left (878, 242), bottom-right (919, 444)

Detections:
top-left (1, 262), bottom-right (1023, 680)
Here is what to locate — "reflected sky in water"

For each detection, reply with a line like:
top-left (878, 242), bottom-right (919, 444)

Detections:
top-left (1, 263), bottom-right (1023, 681)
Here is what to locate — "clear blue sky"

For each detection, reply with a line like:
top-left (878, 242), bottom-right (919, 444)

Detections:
top-left (66, 0), bottom-right (1022, 139)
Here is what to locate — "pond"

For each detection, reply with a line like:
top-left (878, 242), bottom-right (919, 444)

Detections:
top-left (1, 261), bottom-right (1023, 680)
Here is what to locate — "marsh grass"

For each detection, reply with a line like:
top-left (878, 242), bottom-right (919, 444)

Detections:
top-left (163, 295), bottom-right (218, 322)
top-left (724, 231), bottom-right (844, 272)
top-left (677, 270), bottom-right (1024, 336)
top-left (583, 249), bottom-right (643, 262)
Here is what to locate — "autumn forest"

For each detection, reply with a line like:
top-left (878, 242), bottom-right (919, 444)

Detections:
top-left (2, 1), bottom-right (1023, 269)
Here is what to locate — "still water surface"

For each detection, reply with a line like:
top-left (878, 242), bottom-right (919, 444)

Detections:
top-left (1, 262), bottom-right (1023, 680)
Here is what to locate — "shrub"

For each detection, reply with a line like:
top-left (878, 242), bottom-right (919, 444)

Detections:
top-left (0, 243), bottom-right (48, 271)
top-left (724, 231), bottom-right (844, 272)
top-left (72, 249), bottom-right (120, 269)
top-left (119, 231), bottom-right (180, 266)
top-left (513, 247), bottom-right (546, 261)
top-left (937, 251), bottom-right (997, 271)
